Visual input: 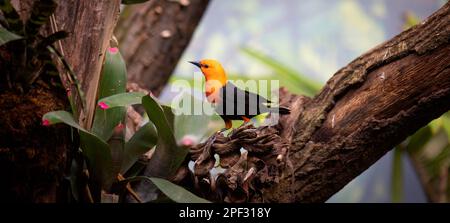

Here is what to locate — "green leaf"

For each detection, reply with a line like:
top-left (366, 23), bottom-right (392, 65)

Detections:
top-left (391, 147), bottom-right (403, 203)
top-left (407, 125), bottom-right (432, 153)
top-left (121, 122), bottom-right (158, 174)
top-left (37, 31), bottom-right (68, 50)
top-left (0, 26), bottom-right (22, 46)
top-left (42, 111), bottom-right (113, 194)
top-left (123, 160), bottom-right (147, 178)
top-left (142, 94), bottom-right (187, 178)
top-left (108, 123), bottom-right (126, 183)
top-left (120, 176), bottom-right (210, 203)
top-left (43, 110), bottom-right (83, 129)
top-left (0, 0), bottom-right (23, 34)
top-left (426, 144), bottom-right (450, 171)
top-left (442, 114), bottom-right (450, 143)
top-left (92, 48), bottom-right (127, 141)
top-left (121, 0), bottom-right (150, 4)
top-left (98, 92), bottom-right (146, 109)
top-left (150, 177), bottom-right (210, 203)
top-left (240, 47), bottom-right (322, 96)
top-left (162, 105), bottom-right (175, 133)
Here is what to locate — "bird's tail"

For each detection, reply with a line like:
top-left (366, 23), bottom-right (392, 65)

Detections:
top-left (268, 106), bottom-right (291, 115)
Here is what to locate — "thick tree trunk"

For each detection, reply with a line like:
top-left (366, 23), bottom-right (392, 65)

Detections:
top-left (53, 0), bottom-right (121, 129)
top-left (115, 0), bottom-right (210, 96)
top-left (184, 2), bottom-right (450, 203)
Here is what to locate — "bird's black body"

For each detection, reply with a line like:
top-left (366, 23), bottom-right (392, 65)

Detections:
top-left (214, 81), bottom-right (290, 122)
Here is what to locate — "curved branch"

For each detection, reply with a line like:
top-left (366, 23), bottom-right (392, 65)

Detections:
top-left (185, 2), bottom-right (450, 203)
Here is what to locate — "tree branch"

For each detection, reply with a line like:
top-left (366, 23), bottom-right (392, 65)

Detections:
top-left (185, 2), bottom-right (450, 203)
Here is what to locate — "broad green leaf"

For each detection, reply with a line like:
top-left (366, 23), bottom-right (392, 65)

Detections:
top-left (98, 92), bottom-right (146, 109)
top-left (429, 117), bottom-right (442, 134)
top-left (122, 0), bottom-right (150, 4)
top-left (407, 125), bottom-right (432, 153)
top-left (142, 95), bottom-right (187, 177)
top-left (120, 176), bottom-right (210, 203)
top-left (79, 131), bottom-right (114, 200)
top-left (162, 104), bottom-right (175, 133)
top-left (425, 144), bottom-right (450, 176)
top-left (109, 124), bottom-right (126, 183)
top-left (240, 47), bottom-right (322, 96)
top-left (0, 0), bottom-right (23, 34)
top-left (121, 122), bottom-right (158, 174)
top-left (92, 48), bottom-right (127, 141)
top-left (150, 177), bottom-right (210, 203)
top-left (43, 110), bottom-right (83, 130)
top-left (42, 111), bottom-right (113, 194)
top-left (0, 26), bottom-right (22, 45)
top-left (123, 160), bottom-right (147, 178)
top-left (442, 114), bottom-right (450, 143)
top-left (391, 147), bottom-right (403, 203)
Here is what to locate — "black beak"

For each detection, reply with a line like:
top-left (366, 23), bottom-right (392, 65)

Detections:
top-left (189, 61), bottom-right (201, 68)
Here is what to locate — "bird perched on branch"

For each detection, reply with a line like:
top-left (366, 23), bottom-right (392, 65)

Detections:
top-left (189, 59), bottom-right (290, 131)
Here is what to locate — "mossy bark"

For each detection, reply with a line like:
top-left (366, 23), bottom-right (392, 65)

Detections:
top-left (0, 83), bottom-right (70, 202)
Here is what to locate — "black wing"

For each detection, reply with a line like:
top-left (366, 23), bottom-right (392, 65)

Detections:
top-left (215, 82), bottom-right (271, 119)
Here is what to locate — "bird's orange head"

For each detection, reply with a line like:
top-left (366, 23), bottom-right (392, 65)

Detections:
top-left (189, 59), bottom-right (227, 85)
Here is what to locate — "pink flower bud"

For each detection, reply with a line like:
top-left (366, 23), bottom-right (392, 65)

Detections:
top-left (98, 101), bottom-right (109, 110)
top-left (117, 122), bottom-right (124, 129)
top-left (42, 119), bottom-right (50, 126)
top-left (108, 47), bottom-right (119, 54)
top-left (113, 122), bottom-right (125, 135)
top-left (181, 135), bottom-right (196, 147)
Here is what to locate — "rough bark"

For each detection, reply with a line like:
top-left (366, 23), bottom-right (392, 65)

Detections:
top-left (0, 0), bottom-right (70, 203)
top-left (53, 0), bottom-right (121, 128)
top-left (261, 2), bottom-right (450, 202)
top-left (115, 0), bottom-right (210, 96)
top-left (184, 3), bottom-right (450, 203)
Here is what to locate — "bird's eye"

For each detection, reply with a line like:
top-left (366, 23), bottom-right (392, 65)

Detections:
top-left (203, 64), bottom-right (209, 68)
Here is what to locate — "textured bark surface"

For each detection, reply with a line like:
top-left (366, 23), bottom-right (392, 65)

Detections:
top-left (53, 0), bottom-right (121, 128)
top-left (181, 3), bottom-right (450, 203)
top-left (115, 0), bottom-right (210, 96)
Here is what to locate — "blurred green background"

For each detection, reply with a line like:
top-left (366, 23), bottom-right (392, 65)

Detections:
top-left (161, 0), bottom-right (448, 202)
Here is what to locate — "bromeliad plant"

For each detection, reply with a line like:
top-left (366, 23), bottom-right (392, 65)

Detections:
top-left (43, 47), bottom-right (210, 203)
top-left (0, 0), bottom-right (72, 91)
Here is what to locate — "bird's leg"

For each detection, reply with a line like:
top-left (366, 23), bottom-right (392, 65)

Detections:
top-left (241, 116), bottom-right (251, 123)
top-left (216, 119), bottom-right (232, 135)
top-left (240, 116), bottom-right (253, 128)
